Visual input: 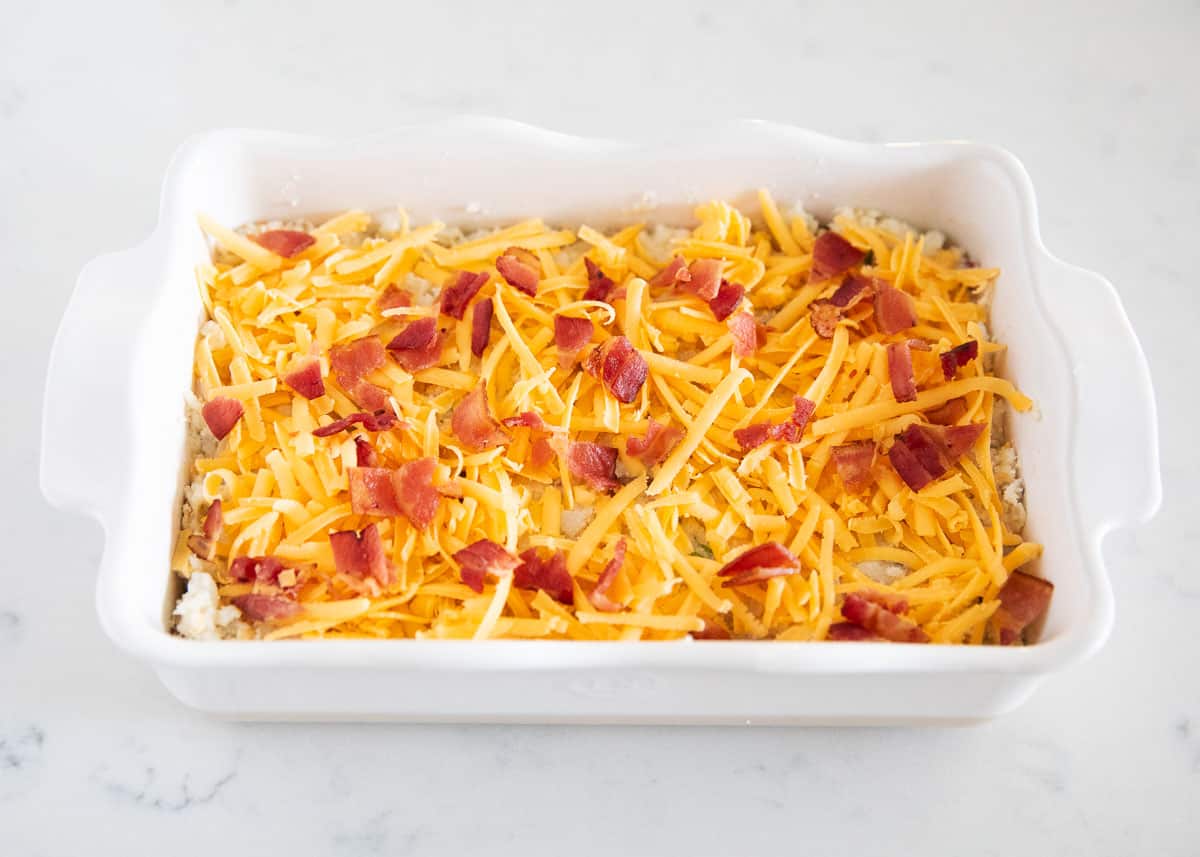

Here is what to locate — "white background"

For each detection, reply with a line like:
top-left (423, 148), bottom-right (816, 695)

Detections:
top-left (3, 1), bottom-right (1197, 853)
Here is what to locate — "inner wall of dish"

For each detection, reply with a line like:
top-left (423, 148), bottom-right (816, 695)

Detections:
top-left (141, 135), bottom-right (1076, 640)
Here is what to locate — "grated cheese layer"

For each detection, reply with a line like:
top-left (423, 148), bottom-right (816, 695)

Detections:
top-left (172, 193), bottom-right (1040, 643)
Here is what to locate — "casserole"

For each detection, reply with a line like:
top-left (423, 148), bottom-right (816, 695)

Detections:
top-left (40, 118), bottom-right (1161, 722)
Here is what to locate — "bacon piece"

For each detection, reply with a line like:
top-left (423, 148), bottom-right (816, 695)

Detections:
top-left (201, 397), bottom-right (244, 440)
top-left (940, 339), bottom-right (980, 380)
top-left (722, 565), bottom-right (801, 588)
top-left (830, 273), bottom-right (875, 308)
top-left (583, 258), bottom-right (616, 303)
top-left (994, 570), bottom-right (1054, 645)
top-left (329, 522), bottom-right (392, 586)
top-left (376, 283), bottom-right (411, 311)
top-left (471, 298), bottom-right (493, 357)
top-left (810, 232), bottom-right (865, 283)
top-left (454, 539), bottom-right (522, 593)
top-left (684, 258), bottom-right (723, 300)
top-left (330, 337), bottom-right (388, 409)
top-left (886, 341), bottom-right (918, 403)
top-left (385, 317), bottom-right (443, 372)
top-left (717, 542), bottom-right (801, 580)
top-left (502, 411), bottom-right (548, 431)
top-left (841, 594), bottom-right (928, 643)
top-left (926, 397), bottom-right (968, 426)
top-left (583, 336), bottom-right (648, 403)
top-left (706, 279), bottom-right (745, 322)
top-left (554, 314), bottom-right (594, 366)
top-left (232, 593), bottom-right (301, 622)
top-left (729, 310), bottom-right (758, 358)
top-left (840, 593), bottom-right (929, 643)
top-left (282, 356), bottom-right (325, 400)
top-left (354, 436), bottom-right (377, 467)
top-left (252, 229), bottom-right (315, 258)
top-left (590, 538), bottom-right (627, 612)
top-left (567, 442), bottom-right (620, 492)
top-left (394, 457), bottom-right (440, 528)
top-left (514, 547), bottom-right (575, 604)
top-left (439, 270), bottom-right (489, 319)
top-left (853, 589), bottom-right (910, 614)
top-left (874, 283), bottom-right (918, 334)
top-left (734, 396), bottom-right (815, 450)
top-left (495, 247), bottom-right (541, 296)
top-left (647, 255), bottom-right (691, 290)
top-left (348, 467), bottom-right (403, 517)
top-left (187, 499), bottom-right (224, 561)
top-left (887, 422), bottom-right (985, 490)
top-left (832, 440), bottom-right (876, 493)
top-left (451, 385), bottom-right (507, 451)
top-left (827, 622), bottom-right (881, 641)
top-left (312, 409), bottom-right (398, 437)
top-left (809, 300), bottom-right (841, 339)
top-left (229, 555), bottom-right (286, 584)
top-left (691, 619), bottom-right (731, 640)
top-left (625, 419), bottom-right (683, 466)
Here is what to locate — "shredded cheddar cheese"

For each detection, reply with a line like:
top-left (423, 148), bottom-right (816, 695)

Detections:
top-left (174, 195), bottom-right (1042, 644)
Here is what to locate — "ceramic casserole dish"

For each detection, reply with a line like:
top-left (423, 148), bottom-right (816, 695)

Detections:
top-left (40, 118), bottom-right (1161, 723)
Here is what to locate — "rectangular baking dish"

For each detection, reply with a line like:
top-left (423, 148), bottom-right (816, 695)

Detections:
top-left (40, 118), bottom-right (1161, 723)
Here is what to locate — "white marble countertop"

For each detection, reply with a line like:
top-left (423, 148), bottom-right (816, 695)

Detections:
top-left (3, 0), bottom-right (1196, 853)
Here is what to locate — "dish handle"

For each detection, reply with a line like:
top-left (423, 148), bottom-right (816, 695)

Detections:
top-left (40, 243), bottom-right (160, 525)
top-left (1040, 258), bottom-right (1162, 535)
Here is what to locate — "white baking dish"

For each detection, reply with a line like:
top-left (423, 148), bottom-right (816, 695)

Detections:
top-left (40, 118), bottom-right (1161, 723)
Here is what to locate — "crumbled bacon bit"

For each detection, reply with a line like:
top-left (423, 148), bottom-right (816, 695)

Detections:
top-left (886, 341), bottom-right (918, 403)
top-left (809, 301), bottom-right (841, 339)
top-left (348, 466), bottom-right (403, 517)
top-left (514, 547), bottom-right (575, 604)
top-left (439, 270), bottom-right (489, 320)
top-left (887, 422), bottom-right (985, 490)
top-left (229, 555), bottom-right (286, 584)
top-left (530, 436), bottom-right (557, 468)
top-left (453, 539), bottom-right (521, 593)
top-left (583, 258), bottom-right (616, 303)
top-left (354, 436), bottom-right (377, 467)
top-left (201, 397), bottom-right (244, 440)
top-left (589, 538), bottom-right (627, 612)
top-left (942, 422), bottom-right (985, 459)
top-left (853, 589), bottom-right (910, 614)
top-left (925, 397), bottom-right (968, 425)
top-left (647, 255), bottom-right (691, 290)
top-left (232, 593), bottom-right (301, 622)
top-left (451, 385), bottom-right (507, 451)
top-left (721, 565), bottom-right (802, 588)
top-left (567, 441), bottom-right (620, 492)
top-left (733, 422), bottom-right (773, 452)
top-left (830, 273), bottom-right (875, 308)
top-left (385, 317), bottom-right (443, 372)
top-left (832, 440), bottom-right (876, 493)
top-left (706, 279), bottom-right (745, 321)
top-left (187, 499), bottom-right (224, 561)
top-left (394, 457), bottom-right (441, 528)
top-left (827, 622), bottom-right (881, 641)
top-left (625, 419), bottom-right (683, 466)
top-left (252, 229), bottom-right (315, 258)
top-left (495, 246), bottom-right (542, 296)
top-left (329, 522), bottom-right (392, 586)
top-left (471, 298), bottom-right (493, 357)
top-left (312, 409), bottom-right (398, 437)
top-left (685, 258), bottom-right (723, 300)
top-left (330, 337), bottom-right (388, 409)
top-left (874, 283), bottom-right (918, 334)
top-left (729, 310), bottom-right (758, 357)
top-left (994, 570), bottom-right (1054, 644)
top-left (940, 339), bottom-right (980, 379)
top-left (840, 593), bottom-right (929, 643)
top-left (810, 232), bottom-right (865, 283)
top-left (376, 283), bottom-right (411, 311)
top-left (554, 314), bottom-right (594, 366)
top-left (282, 356), bottom-right (325, 400)
top-left (733, 396), bottom-right (816, 450)
top-left (717, 542), bottom-right (801, 581)
top-left (502, 410), bottom-right (550, 431)
top-left (583, 336), bottom-right (648, 403)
